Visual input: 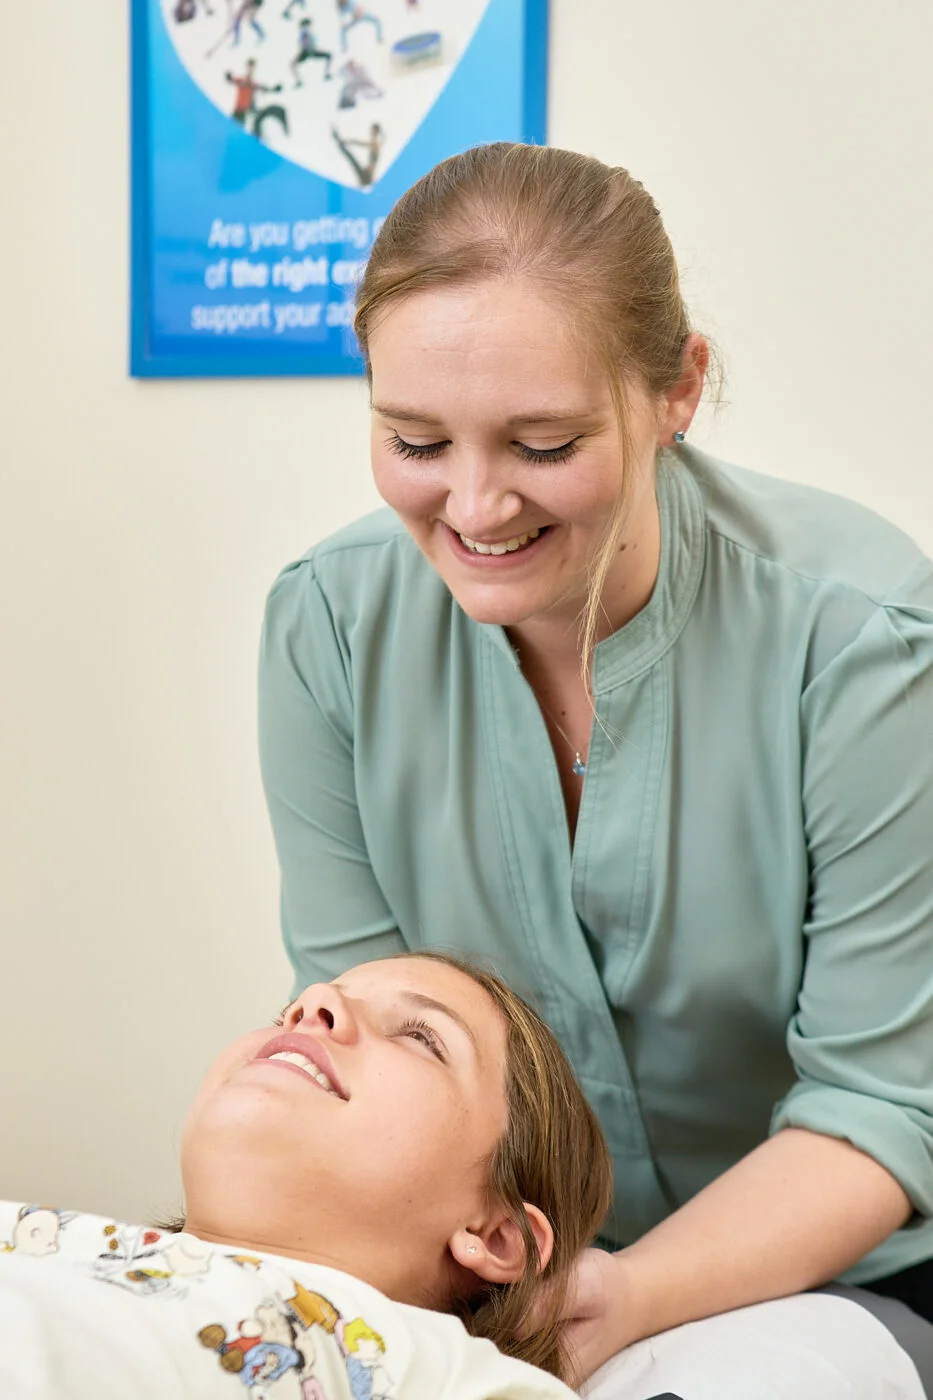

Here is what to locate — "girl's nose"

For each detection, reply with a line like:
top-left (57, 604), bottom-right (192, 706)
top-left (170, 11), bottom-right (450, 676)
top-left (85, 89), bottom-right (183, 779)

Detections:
top-left (283, 983), bottom-right (359, 1044)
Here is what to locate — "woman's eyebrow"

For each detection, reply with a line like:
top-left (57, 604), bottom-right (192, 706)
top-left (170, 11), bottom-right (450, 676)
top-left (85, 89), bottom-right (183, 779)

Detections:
top-left (505, 408), bottom-right (599, 425)
top-left (372, 402), bottom-right (598, 427)
top-left (371, 402), bottom-right (443, 424)
top-left (398, 990), bottom-right (479, 1053)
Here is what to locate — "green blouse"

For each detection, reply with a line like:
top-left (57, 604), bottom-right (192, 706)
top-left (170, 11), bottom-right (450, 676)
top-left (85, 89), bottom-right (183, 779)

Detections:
top-left (258, 446), bottom-right (933, 1284)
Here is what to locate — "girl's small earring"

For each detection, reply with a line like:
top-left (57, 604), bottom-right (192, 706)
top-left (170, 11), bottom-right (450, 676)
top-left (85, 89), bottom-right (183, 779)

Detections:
top-left (466, 1245), bottom-right (478, 1255)
top-left (673, 430), bottom-right (686, 444)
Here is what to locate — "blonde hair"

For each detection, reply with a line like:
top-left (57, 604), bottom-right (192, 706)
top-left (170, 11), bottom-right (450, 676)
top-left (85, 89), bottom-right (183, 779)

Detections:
top-left (354, 141), bottom-right (699, 683)
top-left (343, 1319), bottom-right (386, 1353)
top-left (413, 952), bottom-right (612, 1382)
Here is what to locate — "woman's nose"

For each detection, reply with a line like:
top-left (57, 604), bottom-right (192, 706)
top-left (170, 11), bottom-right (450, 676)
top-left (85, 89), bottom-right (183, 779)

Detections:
top-left (284, 983), bottom-right (359, 1044)
top-left (445, 455), bottom-right (524, 538)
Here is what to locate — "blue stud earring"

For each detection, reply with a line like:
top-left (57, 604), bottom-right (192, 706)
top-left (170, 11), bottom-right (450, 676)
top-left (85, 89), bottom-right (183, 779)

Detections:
top-left (673, 430), bottom-right (686, 444)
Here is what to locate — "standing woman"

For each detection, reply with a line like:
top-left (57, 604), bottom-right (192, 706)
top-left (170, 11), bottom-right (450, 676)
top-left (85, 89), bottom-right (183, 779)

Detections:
top-left (258, 144), bottom-right (933, 1393)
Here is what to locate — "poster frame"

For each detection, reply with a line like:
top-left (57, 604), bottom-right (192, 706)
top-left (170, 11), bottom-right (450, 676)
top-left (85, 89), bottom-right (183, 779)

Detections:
top-left (129, 0), bottom-right (549, 378)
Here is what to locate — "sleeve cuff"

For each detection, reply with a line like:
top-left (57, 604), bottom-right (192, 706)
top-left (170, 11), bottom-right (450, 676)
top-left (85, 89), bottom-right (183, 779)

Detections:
top-left (770, 1080), bottom-right (933, 1219)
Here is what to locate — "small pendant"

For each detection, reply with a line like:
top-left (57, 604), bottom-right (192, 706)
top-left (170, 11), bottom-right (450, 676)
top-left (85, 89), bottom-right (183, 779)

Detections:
top-left (572, 754), bottom-right (587, 778)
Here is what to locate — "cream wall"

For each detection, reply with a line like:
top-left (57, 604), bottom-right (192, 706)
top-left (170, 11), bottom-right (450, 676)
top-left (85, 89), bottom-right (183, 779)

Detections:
top-left (2, 1), bottom-right (931, 1221)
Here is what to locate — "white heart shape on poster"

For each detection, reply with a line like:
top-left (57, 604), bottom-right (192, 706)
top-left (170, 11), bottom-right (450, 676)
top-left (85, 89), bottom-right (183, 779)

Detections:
top-left (162, 0), bottom-right (492, 189)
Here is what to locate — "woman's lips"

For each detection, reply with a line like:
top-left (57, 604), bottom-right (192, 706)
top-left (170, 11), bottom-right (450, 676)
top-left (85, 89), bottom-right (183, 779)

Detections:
top-left (444, 522), bottom-right (550, 564)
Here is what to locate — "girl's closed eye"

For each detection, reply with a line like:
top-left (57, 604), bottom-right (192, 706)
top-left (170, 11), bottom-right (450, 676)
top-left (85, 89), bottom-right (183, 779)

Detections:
top-left (396, 1018), bottom-right (447, 1061)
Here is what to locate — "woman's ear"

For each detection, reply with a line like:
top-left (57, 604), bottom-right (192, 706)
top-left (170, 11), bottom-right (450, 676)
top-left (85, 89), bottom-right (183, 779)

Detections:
top-left (659, 331), bottom-right (709, 443)
top-left (450, 1204), bottom-right (554, 1283)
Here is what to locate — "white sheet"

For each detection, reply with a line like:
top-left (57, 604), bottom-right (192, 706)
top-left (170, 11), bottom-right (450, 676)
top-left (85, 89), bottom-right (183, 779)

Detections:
top-left (582, 1292), bottom-right (925, 1400)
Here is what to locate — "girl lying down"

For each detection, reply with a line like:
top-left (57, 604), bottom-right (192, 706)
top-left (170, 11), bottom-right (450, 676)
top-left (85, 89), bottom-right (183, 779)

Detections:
top-left (0, 952), bottom-right (612, 1399)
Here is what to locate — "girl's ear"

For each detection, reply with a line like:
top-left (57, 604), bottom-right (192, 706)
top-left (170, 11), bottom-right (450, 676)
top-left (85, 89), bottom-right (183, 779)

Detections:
top-left (450, 1204), bottom-right (554, 1283)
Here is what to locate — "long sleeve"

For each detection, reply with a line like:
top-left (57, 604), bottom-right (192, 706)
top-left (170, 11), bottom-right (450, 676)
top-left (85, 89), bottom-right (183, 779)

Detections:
top-left (771, 563), bottom-right (933, 1276)
top-left (258, 557), bottom-right (405, 994)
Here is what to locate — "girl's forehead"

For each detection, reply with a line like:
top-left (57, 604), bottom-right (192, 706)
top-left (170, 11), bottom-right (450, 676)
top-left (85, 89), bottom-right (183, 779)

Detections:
top-left (337, 958), bottom-right (507, 1051)
top-left (338, 955), bottom-right (483, 1005)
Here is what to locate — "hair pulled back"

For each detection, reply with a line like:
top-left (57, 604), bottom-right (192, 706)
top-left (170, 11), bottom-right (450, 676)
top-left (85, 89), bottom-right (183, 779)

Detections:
top-left (355, 142), bottom-right (694, 676)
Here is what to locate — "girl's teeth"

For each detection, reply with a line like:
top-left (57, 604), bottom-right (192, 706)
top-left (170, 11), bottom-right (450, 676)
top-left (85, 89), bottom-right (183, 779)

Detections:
top-left (268, 1051), bottom-right (337, 1096)
top-left (459, 528), bottom-right (540, 554)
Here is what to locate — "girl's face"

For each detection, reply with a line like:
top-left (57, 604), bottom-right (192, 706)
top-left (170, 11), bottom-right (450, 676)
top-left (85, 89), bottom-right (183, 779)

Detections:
top-left (181, 957), bottom-right (511, 1302)
top-left (368, 277), bottom-right (669, 638)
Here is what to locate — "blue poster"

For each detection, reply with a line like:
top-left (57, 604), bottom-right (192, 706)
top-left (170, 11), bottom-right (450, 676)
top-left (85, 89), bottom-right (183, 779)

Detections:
top-left (131, 0), bottom-right (548, 377)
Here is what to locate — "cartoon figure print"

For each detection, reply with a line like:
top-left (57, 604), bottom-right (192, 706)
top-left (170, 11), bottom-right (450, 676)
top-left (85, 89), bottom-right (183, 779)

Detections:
top-left (200, 1313), bottom-right (302, 1396)
top-left (200, 1284), bottom-right (335, 1398)
top-left (200, 1282), bottom-right (395, 1400)
top-left (343, 1320), bottom-right (392, 1400)
top-left (93, 1221), bottom-right (214, 1297)
top-left (1, 1205), bottom-right (75, 1256)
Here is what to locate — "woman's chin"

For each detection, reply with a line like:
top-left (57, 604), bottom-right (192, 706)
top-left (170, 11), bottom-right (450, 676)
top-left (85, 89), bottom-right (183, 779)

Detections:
top-left (450, 591), bottom-right (547, 628)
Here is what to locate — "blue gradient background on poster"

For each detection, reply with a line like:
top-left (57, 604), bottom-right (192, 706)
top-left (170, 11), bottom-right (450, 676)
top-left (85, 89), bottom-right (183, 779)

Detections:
top-left (133, 0), bottom-right (545, 375)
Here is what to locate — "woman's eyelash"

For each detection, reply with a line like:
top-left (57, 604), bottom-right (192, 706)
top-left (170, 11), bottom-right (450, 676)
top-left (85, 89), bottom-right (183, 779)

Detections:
top-left (385, 432), bottom-right (447, 461)
top-left (396, 1018), bottom-right (446, 1060)
top-left (515, 437), bottom-right (581, 464)
top-left (384, 431), bottom-right (581, 465)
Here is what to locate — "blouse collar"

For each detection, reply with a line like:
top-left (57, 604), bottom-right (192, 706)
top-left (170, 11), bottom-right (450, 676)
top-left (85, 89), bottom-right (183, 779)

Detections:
top-left (591, 448), bottom-right (706, 694)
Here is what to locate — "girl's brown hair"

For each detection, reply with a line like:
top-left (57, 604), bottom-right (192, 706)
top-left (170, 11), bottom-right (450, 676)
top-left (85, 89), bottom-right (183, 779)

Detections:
top-left (354, 141), bottom-right (699, 682)
top-left (417, 951), bottom-right (612, 1381)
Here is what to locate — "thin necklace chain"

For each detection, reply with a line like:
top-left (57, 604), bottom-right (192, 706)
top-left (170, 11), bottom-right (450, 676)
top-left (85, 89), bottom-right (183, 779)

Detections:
top-left (538, 699), bottom-right (588, 778)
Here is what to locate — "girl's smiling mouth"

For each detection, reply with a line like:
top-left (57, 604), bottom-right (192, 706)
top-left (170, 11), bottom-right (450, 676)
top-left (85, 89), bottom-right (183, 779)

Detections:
top-left (251, 1033), bottom-right (348, 1100)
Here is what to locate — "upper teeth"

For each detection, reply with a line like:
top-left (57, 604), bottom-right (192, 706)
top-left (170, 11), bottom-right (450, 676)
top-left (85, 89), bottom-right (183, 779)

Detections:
top-left (268, 1052), bottom-right (339, 1097)
top-left (459, 528), bottom-right (540, 555)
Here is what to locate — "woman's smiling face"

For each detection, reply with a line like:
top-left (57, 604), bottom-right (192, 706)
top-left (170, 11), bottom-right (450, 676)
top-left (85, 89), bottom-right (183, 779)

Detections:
top-left (181, 957), bottom-right (511, 1300)
top-left (367, 277), bottom-right (664, 635)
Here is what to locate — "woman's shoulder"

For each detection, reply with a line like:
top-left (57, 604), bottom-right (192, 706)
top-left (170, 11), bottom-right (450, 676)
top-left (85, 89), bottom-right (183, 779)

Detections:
top-left (262, 508), bottom-right (459, 671)
top-left (685, 446), bottom-right (933, 609)
top-left (269, 507), bottom-right (439, 600)
top-left (285, 506), bottom-right (410, 571)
